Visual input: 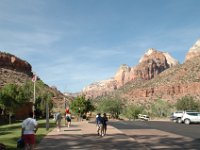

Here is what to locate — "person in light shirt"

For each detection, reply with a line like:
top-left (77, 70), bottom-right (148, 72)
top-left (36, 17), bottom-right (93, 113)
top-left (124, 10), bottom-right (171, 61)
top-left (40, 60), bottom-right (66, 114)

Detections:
top-left (21, 112), bottom-right (38, 150)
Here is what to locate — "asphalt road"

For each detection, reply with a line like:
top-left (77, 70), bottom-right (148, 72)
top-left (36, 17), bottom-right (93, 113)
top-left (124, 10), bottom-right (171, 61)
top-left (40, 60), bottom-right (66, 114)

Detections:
top-left (109, 120), bottom-right (200, 139)
top-left (108, 120), bottom-right (200, 149)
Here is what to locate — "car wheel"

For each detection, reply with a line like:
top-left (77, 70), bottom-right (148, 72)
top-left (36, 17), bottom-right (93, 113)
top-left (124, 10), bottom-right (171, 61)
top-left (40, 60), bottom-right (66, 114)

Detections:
top-left (184, 119), bottom-right (190, 125)
top-left (177, 118), bottom-right (182, 123)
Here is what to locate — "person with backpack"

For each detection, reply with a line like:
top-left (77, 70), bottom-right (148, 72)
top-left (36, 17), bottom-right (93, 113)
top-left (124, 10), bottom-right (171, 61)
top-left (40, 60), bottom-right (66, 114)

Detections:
top-left (96, 113), bottom-right (103, 136)
top-left (65, 107), bottom-right (71, 128)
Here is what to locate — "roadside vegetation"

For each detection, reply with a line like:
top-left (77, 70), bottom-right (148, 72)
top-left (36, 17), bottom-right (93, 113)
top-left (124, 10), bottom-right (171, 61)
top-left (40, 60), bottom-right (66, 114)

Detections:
top-left (95, 96), bottom-right (123, 119)
top-left (176, 96), bottom-right (200, 111)
top-left (94, 95), bottom-right (200, 120)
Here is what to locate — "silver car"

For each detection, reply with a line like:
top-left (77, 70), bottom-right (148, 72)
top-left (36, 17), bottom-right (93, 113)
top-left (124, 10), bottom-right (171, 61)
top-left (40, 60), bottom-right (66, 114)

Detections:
top-left (181, 111), bottom-right (200, 125)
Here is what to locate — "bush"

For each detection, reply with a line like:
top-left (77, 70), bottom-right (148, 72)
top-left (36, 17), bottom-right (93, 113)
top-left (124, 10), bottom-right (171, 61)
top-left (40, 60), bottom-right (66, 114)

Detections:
top-left (176, 96), bottom-right (199, 111)
top-left (150, 98), bottom-right (173, 117)
top-left (122, 104), bottom-right (144, 120)
top-left (96, 96), bottom-right (123, 118)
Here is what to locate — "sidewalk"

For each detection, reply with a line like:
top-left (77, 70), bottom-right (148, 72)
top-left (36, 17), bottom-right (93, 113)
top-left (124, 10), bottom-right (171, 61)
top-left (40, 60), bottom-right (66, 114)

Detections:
top-left (35, 120), bottom-right (147, 150)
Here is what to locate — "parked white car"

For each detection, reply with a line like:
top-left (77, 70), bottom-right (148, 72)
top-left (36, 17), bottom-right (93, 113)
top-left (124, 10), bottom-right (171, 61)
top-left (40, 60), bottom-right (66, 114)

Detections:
top-left (170, 110), bottom-right (197, 123)
top-left (138, 114), bottom-right (150, 121)
top-left (170, 111), bottom-right (184, 123)
top-left (181, 111), bottom-right (200, 125)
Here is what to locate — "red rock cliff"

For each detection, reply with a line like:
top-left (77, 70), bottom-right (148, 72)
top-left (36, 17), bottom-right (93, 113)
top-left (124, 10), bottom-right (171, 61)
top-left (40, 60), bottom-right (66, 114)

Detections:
top-left (0, 52), bottom-right (32, 75)
top-left (83, 48), bottom-right (178, 99)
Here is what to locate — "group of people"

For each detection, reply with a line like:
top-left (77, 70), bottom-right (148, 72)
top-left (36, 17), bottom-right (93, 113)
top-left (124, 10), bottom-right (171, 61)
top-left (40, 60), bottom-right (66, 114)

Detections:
top-left (55, 107), bottom-right (72, 131)
top-left (96, 113), bottom-right (108, 136)
top-left (20, 107), bottom-right (71, 150)
top-left (20, 110), bottom-right (108, 149)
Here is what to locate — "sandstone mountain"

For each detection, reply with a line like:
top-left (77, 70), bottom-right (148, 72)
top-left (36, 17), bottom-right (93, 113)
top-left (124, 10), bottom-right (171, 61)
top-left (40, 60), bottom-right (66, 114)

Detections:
top-left (83, 48), bottom-right (179, 99)
top-left (185, 39), bottom-right (200, 62)
top-left (103, 39), bottom-right (200, 104)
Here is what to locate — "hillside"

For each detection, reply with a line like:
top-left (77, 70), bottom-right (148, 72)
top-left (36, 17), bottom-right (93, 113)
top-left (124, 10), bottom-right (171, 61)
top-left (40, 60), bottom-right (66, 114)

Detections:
top-left (92, 39), bottom-right (200, 104)
top-left (83, 48), bottom-right (179, 99)
top-left (0, 51), bottom-right (66, 108)
top-left (114, 57), bottom-right (200, 104)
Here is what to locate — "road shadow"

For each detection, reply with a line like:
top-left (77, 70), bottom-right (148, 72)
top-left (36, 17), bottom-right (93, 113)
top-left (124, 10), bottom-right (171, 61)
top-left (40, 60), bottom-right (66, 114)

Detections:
top-left (129, 134), bottom-right (200, 149)
top-left (36, 133), bottom-right (146, 150)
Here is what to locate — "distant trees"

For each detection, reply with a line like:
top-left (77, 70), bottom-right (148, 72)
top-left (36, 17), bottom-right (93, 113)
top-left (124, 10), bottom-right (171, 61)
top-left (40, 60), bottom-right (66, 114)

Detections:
top-left (96, 96), bottom-right (123, 118)
top-left (176, 96), bottom-right (200, 111)
top-left (122, 104), bottom-right (144, 120)
top-left (150, 98), bottom-right (173, 117)
top-left (70, 95), bottom-right (94, 118)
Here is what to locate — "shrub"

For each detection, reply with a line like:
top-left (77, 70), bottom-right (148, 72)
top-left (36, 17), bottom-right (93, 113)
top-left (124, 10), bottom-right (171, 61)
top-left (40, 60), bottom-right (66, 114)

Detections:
top-left (176, 96), bottom-right (199, 111)
top-left (150, 98), bottom-right (173, 117)
top-left (122, 104), bottom-right (144, 120)
top-left (96, 96), bottom-right (123, 118)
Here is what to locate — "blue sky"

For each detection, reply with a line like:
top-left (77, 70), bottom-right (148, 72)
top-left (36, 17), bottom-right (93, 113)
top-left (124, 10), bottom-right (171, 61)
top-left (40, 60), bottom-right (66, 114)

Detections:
top-left (0, 0), bottom-right (200, 93)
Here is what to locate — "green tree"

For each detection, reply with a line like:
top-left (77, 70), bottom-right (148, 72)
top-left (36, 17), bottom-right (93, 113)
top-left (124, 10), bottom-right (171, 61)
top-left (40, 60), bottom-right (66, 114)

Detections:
top-left (0, 84), bottom-right (29, 124)
top-left (96, 97), bottom-right (123, 118)
top-left (176, 96), bottom-right (199, 111)
top-left (123, 104), bottom-right (144, 120)
top-left (70, 95), bottom-right (94, 117)
top-left (35, 92), bottom-right (53, 118)
top-left (150, 98), bottom-right (173, 117)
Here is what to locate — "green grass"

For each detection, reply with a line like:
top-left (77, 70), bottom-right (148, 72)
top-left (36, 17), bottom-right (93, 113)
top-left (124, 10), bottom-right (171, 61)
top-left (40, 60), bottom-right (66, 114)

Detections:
top-left (0, 119), bottom-right (56, 150)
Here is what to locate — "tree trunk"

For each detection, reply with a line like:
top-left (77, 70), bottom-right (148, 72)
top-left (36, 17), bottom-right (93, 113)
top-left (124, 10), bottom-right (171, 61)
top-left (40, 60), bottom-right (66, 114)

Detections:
top-left (9, 113), bottom-right (12, 124)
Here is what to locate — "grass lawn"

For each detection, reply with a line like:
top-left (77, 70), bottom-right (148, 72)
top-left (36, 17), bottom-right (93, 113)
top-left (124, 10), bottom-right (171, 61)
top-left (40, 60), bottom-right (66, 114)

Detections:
top-left (0, 119), bottom-right (56, 150)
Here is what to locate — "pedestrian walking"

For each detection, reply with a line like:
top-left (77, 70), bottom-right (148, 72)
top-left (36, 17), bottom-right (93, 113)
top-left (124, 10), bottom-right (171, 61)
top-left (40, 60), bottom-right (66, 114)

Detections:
top-left (96, 113), bottom-right (103, 136)
top-left (21, 112), bottom-right (38, 150)
top-left (65, 107), bottom-right (71, 127)
top-left (54, 111), bottom-right (62, 132)
top-left (102, 113), bottom-right (108, 136)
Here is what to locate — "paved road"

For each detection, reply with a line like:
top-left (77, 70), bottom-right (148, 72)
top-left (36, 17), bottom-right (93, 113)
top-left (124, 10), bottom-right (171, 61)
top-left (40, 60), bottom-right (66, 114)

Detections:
top-left (109, 120), bottom-right (200, 149)
top-left (109, 120), bottom-right (200, 139)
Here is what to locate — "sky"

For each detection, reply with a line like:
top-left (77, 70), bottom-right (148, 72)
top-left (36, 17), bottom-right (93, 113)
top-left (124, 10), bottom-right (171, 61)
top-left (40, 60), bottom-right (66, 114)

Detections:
top-left (0, 0), bottom-right (200, 93)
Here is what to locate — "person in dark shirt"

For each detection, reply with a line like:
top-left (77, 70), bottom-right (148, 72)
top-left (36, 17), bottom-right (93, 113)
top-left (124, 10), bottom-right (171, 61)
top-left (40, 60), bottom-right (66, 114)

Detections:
top-left (102, 113), bottom-right (108, 136)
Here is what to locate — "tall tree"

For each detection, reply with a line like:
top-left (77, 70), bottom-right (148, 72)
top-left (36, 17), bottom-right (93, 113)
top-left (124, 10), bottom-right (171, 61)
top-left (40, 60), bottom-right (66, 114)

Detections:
top-left (0, 84), bottom-right (28, 124)
top-left (70, 95), bottom-right (94, 117)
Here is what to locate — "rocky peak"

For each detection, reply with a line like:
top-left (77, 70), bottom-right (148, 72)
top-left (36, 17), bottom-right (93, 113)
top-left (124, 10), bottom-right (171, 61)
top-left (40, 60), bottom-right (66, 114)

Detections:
top-left (139, 48), bottom-right (156, 63)
top-left (83, 48), bottom-right (178, 99)
top-left (0, 51), bottom-right (32, 75)
top-left (163, 52), bottom-right (179, 67)
top-left (185, 39), bottom-right (200, 62)
top-left (139, 48), bottom-right (178, 67)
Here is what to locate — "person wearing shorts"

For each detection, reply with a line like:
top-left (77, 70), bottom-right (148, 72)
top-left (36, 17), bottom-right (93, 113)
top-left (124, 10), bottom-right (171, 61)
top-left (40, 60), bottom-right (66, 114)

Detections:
top-left (22, 112), bottom-right (38, 150)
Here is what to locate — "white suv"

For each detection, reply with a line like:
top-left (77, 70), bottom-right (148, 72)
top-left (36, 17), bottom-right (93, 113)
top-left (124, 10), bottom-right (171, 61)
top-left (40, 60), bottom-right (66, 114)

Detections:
top-left (181, 111), bottom-right (200, 125)
top-left (170, 111), bottom-right (184, 123)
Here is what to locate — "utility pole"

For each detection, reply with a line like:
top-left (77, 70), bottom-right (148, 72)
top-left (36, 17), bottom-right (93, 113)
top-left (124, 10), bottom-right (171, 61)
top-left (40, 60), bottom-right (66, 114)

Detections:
top-left (32, 73), bottom-right (37, 119)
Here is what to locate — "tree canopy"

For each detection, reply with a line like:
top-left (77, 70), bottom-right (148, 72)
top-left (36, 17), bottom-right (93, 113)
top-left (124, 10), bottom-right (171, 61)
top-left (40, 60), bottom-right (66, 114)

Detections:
top-left (70, 95), bottom-right (94, 116)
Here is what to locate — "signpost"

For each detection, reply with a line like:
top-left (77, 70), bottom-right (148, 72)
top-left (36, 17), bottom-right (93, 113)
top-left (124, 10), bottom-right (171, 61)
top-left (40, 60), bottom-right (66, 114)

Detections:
top-left (32, 74), bottom-right (37, 118)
